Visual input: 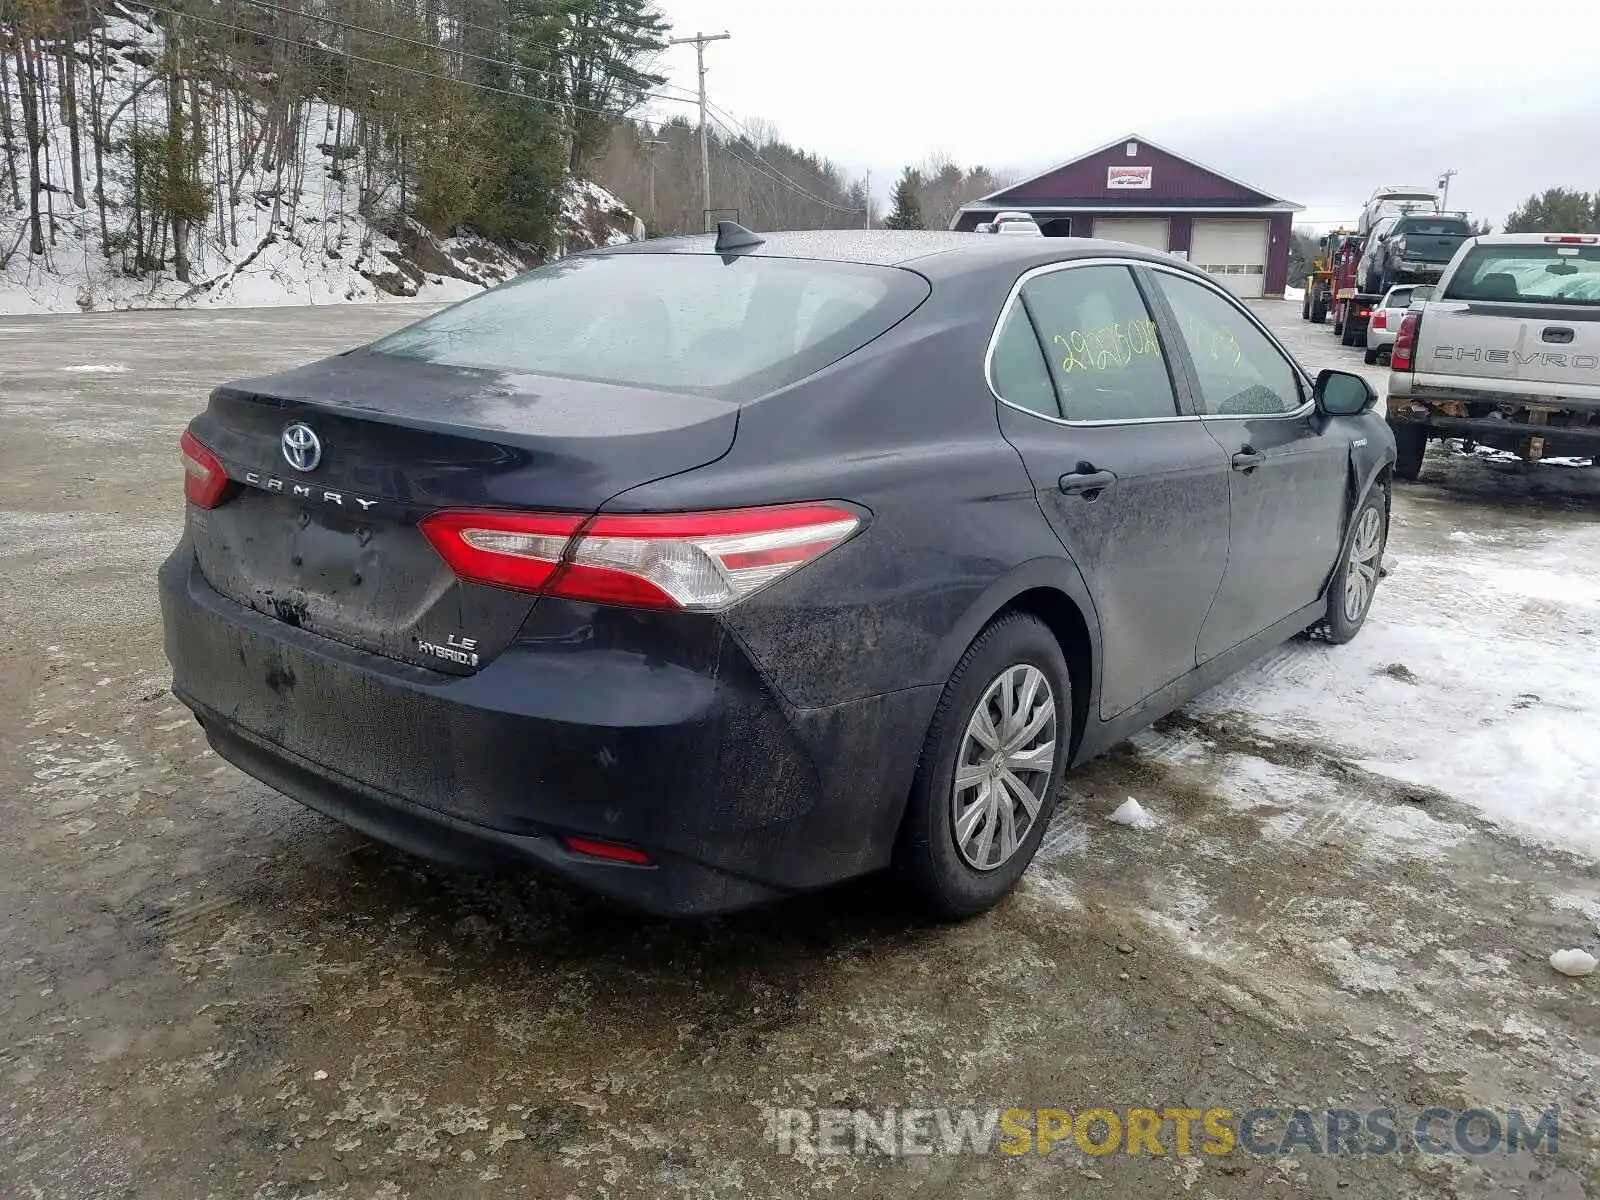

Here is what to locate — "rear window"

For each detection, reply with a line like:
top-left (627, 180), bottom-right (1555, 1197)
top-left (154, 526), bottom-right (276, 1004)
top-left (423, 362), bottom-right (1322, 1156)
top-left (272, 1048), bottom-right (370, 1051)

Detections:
top-left (1385, 287), bottom-right (1415, 309)
top-left (1443, 244), bottom-right (1600, 306)
top-left (1395, 217), bottom-right (1470, 236)
top-left (369, 253), bottom-right (930, 398)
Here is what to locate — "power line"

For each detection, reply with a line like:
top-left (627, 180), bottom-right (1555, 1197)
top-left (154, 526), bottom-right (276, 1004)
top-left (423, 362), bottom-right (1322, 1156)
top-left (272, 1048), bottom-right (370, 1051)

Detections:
top-left (707, 111), bottom-right (856, 213)
top-left (230, 0), bottom-right (698, 109)
top-left (146, 5), bottom-right (692, 120)
top-left (238, 0), bottom-right (676, 87)
top-left (703, 103), bottom-right (861, 216)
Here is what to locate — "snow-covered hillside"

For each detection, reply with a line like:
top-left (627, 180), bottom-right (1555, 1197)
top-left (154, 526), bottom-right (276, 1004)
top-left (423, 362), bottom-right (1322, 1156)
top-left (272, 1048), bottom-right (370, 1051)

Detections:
top-left (1, 9), bottom-right (638, 315)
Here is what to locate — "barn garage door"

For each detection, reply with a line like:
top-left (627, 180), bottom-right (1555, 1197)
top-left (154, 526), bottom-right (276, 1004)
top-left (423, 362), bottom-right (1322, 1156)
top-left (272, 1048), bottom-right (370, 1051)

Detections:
top-left (1092, 217), bottom-right (1169, 252)
top-left (1190, 219), bottom-right (1270, 298)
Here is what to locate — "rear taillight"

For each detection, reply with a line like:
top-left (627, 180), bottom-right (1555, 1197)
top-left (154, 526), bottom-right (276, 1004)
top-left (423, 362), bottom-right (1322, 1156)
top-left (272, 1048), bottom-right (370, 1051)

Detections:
top-left (1358, 306), bottom-right (1372, 319)
top-left (1544, 235), bottom-right (1598, 244)
top-left (1371, 310), bottom-right (1387, 330)
top-left (179, 430), bottom-right (230, 509)
top-left (421, 503), bottom-right (861, 612)
top-left (419, 510), bottom-right (584, 593)
top-left (562, 836), bottom-right (652, 865)
top-left (1391, 312), bottom-right (1421, 372)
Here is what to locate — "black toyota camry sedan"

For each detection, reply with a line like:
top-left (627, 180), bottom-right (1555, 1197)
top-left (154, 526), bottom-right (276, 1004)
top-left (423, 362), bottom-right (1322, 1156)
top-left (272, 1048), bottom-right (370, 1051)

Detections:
top-left (160, 226), bottom-right (1395, 918)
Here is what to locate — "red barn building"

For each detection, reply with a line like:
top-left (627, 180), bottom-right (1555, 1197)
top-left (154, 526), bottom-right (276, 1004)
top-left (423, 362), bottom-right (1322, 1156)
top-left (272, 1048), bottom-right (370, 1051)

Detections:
top-left (951, 133), bottom-right (1302, 299)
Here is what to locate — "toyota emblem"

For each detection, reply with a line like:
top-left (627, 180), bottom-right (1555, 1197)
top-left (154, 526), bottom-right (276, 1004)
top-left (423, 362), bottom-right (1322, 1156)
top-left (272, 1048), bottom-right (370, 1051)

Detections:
top-left (281, 422), bottom-right (322, 473)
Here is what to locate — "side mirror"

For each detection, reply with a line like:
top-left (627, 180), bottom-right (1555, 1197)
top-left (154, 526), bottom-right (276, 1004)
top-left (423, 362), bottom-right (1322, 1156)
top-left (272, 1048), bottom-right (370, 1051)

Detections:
top-left (1313, 368), bottom-right (1376, 416)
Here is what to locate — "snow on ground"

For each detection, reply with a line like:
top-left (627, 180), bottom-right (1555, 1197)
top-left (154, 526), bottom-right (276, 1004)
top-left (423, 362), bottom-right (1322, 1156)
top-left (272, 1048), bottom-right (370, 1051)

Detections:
top-left (1, 12), bottom-right (632, 315)
top-left (1282, 284), bottom-right (1305, 304)
top-left (1191, 478), bottom-right (1600, 862)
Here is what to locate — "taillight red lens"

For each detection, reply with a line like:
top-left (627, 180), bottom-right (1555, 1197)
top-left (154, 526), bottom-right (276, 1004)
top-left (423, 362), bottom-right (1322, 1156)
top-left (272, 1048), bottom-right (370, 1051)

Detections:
top-left (419, 510), bottom-right (585, 593)
top-left (1544, 235), bottom-right (1598, 244)
top-left (179, 430), bottom-right (230, 509)
top-left (1391, 312), bottom-right (1420, 372)
top-left (562, 835), bottom-right (652, 865)
top-left (420, 503), bottom-right (861, 611)
top-left (1371, 311), bottom-right (1387, 330)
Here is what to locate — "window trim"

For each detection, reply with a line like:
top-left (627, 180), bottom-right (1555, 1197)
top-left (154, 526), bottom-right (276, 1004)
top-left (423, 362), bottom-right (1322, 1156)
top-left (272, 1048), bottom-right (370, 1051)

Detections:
top-left (983, 257), bottom-right (1189, 427)
top-left (984, 256), bottom-right (1313, 427)
top-left (1137, 261), bottom-right (1314, 422)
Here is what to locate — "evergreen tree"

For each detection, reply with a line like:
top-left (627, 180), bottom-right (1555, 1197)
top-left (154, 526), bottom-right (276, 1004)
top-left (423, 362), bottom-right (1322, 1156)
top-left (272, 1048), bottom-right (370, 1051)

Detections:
top-left (883, 168), bottom-right (924, 230)
top-left (1503, 188), bottom-right (1598, 234)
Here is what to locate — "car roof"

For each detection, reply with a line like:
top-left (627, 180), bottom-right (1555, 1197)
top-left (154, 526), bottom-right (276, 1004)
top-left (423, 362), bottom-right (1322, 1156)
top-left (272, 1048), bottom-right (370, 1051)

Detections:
top-left (600, 229), bottom-right (1191, 280)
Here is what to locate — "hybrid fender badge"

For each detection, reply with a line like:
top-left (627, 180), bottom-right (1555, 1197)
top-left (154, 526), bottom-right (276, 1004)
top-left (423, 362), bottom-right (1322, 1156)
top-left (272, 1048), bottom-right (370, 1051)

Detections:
top-left (281, 422), bottom-right (322, 473)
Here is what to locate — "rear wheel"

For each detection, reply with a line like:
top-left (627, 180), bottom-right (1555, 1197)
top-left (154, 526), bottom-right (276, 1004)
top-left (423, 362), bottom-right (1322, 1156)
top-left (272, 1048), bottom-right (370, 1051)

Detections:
top-left (1316, 492), bottom-right (1388, 644)
top-left (1393, 424), bottom-right (1427, 480)
top-left (1364, 346), bottom-right (1379, 364)
top-left (897, 613), bottom-right (1070, 919)
top-left (1302, 290), bottom-right (1312, 319)
top-left (1311, 290), bottom-right (1328, 324)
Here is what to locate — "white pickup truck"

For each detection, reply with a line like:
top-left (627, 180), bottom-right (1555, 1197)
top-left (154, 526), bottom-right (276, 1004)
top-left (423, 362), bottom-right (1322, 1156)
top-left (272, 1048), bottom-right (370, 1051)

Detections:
top-left (1386, 233), bottom-right (1600, 479)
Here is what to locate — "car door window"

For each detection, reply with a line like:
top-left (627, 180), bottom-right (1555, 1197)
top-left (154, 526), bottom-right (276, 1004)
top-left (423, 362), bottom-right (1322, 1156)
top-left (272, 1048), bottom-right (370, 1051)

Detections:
top-left (990, 302), bottom-right (1059, 417)
top-left (1015, 265), bottom-right (1179, 422)
top-left (1153, 273), bottom-right (1304, 416)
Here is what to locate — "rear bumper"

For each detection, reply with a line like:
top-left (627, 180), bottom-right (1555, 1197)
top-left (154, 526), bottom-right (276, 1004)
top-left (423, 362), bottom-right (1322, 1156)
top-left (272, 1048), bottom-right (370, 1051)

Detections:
top-left (1394, 261), bottom-right (1446, 279)
top-left (160, 542), bottom-right (935, 915)
top-left (1386, 394), bottom-right (1600, 456)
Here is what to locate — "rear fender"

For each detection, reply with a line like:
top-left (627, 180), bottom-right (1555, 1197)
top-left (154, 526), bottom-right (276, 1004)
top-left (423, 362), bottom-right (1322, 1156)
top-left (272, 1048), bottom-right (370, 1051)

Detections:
top-left (930, 555), bottom-right (1102, 757)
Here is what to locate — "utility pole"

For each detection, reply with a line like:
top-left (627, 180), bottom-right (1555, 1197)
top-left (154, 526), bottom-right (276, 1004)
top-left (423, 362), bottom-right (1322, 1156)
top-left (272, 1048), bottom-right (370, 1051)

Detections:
top-left (864, 169), bottom-right (871, 229)
top-left (1437, 169), bottom-right (1458, 213)
top-left (645, 138), bottom-right (667, 226)
top-left (669, 30), bottom-right (730, 231)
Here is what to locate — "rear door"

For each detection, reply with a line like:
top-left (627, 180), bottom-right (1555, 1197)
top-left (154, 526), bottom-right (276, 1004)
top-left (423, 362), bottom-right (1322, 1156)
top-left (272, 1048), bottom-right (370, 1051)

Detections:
top-left (989, 260), bottom-right (1230, 719)
top-left (1420, 239), bottom-right (1600, 401)
top-left (1145, 266), bottom-right (1350, 661)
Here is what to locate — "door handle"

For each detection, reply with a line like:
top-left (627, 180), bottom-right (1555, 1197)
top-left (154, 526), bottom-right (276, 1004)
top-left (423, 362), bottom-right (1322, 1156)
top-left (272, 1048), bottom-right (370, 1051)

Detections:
top-left (1058, 463), bottom-right (1117, 496)
top-left (1543, 326), bottom-right (1575, 344)
top-left (1230, 447), bottom-right (1265, 473)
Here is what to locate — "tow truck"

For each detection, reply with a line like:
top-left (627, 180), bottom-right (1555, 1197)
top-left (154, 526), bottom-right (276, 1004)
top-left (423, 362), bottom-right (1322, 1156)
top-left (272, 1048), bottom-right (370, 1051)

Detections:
top-left (1327, 232), bottom-right (1379, 349)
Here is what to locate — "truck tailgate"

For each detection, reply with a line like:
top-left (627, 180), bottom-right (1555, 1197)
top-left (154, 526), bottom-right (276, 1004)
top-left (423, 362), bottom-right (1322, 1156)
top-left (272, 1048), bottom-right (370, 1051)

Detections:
top-left (1418, 240), bottom-right (1600, 398)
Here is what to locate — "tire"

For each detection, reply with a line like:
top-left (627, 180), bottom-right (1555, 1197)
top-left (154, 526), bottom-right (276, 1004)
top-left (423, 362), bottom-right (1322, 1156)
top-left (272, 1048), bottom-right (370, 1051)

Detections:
top-left (1311, 291), bottom-right (1328, 324)
top-left (1364, 347), bottom-right (1379, 365)
top-left (1334, 314), bottom-right (1345, 336)
top-left (1302, 291), bottom-right (1311, 319)
top-left (1393, 424), bottom-right (1427, 481)
top-left (1316, 491), bottom-right (1388, 645)
top-left (896, 613), bottom-right (1071, 919)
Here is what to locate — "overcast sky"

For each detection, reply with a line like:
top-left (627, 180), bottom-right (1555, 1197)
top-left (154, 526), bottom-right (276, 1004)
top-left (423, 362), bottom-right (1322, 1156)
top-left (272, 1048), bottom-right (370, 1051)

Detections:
top-left (647, 0), bottom-right (1600, 230)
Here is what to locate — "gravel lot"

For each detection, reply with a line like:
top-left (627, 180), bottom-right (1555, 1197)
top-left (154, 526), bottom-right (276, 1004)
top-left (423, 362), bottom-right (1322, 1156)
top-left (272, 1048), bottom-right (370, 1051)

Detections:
top-left (2, 299), bottom-right (1597, 1199)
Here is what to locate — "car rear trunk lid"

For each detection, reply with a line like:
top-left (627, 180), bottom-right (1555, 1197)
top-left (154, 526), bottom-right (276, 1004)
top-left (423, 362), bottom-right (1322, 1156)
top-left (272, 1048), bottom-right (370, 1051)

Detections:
top-left (186, 352), bottom-right (738, 673)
